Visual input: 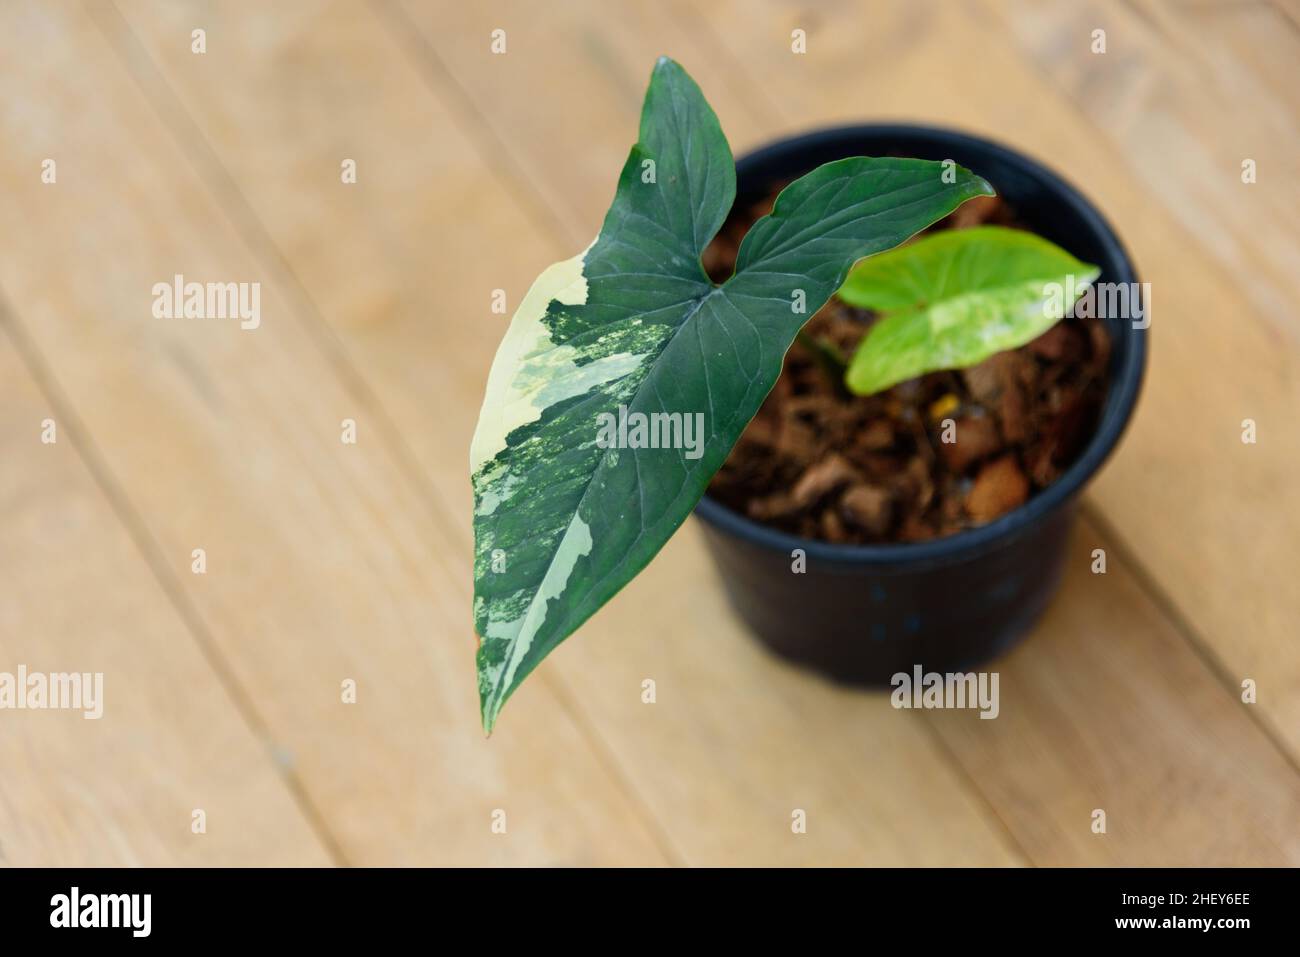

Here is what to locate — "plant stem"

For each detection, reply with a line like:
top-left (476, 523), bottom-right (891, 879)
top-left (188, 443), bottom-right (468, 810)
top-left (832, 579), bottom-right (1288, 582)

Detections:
top-left (796, 327), bottom-right (851, 397)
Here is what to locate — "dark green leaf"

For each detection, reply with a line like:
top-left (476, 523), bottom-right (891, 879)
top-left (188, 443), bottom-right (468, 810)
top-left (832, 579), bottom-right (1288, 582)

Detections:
top-left (470, 57), bottom-right (992, 731)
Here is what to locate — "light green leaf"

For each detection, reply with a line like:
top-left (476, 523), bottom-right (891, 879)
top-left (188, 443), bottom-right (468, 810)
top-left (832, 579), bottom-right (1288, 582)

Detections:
top-left (839, 225), bottom-right (1100, 395)
top-left (470, 57), bottom-right (993, 731)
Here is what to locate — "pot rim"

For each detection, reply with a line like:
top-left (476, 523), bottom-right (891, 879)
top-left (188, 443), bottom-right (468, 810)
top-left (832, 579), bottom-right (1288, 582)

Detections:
top-left (693, 122), bottom-right (1147, 566)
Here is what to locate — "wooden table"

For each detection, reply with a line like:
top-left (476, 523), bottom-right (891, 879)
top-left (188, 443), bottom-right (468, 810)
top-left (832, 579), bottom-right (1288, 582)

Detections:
top-left (1, 0), bottom-right (1297, 866)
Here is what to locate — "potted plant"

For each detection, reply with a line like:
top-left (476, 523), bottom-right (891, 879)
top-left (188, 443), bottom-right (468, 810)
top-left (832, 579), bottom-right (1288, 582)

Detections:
top-left (470, 57), bottom-right (1145, 732)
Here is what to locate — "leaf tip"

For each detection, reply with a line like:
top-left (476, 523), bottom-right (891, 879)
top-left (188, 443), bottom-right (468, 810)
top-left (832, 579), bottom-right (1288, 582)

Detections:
top-left (974, 175), bottom-right (996, 198)
top-left (480, 698), bottom-right (499, 736)
top-left (652, 55), bottom-right (679, 76)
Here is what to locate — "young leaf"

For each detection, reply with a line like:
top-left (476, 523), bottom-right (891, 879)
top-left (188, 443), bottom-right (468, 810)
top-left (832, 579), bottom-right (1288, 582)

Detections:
top-left (838, 226), bottom-right (1100, 395)
top-left (470, 56), bottom-right (993, 731)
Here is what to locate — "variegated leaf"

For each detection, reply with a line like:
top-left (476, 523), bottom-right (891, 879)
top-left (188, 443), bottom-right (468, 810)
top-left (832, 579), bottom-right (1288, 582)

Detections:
top-left (839, 226), bottom-right (1101, 395)
top-left (470, 57), bottom-right (993, 731)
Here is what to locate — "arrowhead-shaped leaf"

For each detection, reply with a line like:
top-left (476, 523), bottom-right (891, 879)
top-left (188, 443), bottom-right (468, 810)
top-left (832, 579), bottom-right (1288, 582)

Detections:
top-left (470, 57), bottom-right (993, 731)
top-left (839, 225), bottom-right (1100, 395)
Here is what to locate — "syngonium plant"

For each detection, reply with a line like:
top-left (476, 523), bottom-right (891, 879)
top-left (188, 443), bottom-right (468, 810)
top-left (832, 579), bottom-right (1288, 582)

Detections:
top-left (470, 57), bottom-right (1097, 732)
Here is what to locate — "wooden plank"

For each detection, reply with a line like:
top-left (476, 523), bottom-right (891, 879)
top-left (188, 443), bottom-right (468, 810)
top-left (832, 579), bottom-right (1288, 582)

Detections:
top-left (383, 0), bottom-right (1300, 861)
top-left (931, 515), bottom-right (1300, 866)
top-left (563, 512), bottom-right (1299, 865)
top-left (105, 0), bottom-right (1026, 863)
top-left (385, 0), bottom-right (761, 249)
top-left (992, 0), bottom-right (1300, 331)
top-left (0, 333), bottom-right (332, 865)
top-left (1276, 1), bottom-right (1300, 33)
top-left (967, 0), bottom-right (1300, 751)
top-left (1132, 0), bottom-right (1300, 120)
top-left (0, 1), bottom-right (669, 865)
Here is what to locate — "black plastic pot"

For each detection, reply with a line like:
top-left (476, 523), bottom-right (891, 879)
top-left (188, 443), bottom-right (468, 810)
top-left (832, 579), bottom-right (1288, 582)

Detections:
top-left (693, 125), bottom-right (1146, 684)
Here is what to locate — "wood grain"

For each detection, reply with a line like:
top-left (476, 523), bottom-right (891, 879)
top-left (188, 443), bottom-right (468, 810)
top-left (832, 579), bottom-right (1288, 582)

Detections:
top-left (931, 516), bottom-right (1300, 866)
top-left (0, 0), bottom-right (670, 866)
top-left (0, 0), bottom-right (1294, 865)
top-left (377, 0), bottom-right (1300, 862)
top-left (0, 333), bottom-right (332, 865)
top-left (102, 0), bottom-right (1023, 866)
top-left (979, 0), bottom-right (1300, 752)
